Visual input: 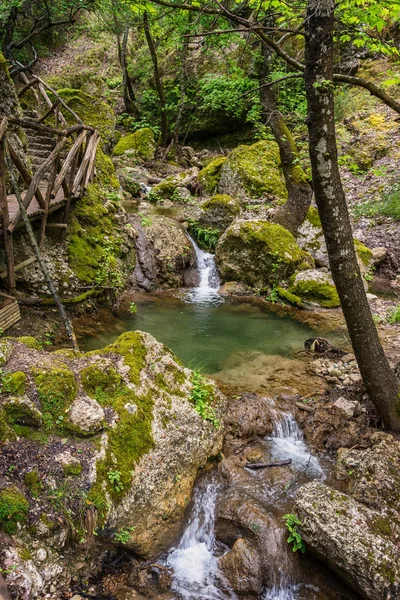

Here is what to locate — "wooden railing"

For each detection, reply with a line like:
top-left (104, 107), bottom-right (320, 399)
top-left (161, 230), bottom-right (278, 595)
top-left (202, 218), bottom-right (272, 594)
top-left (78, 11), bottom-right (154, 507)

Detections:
top-left (0, 76), bottom-right (100, 291)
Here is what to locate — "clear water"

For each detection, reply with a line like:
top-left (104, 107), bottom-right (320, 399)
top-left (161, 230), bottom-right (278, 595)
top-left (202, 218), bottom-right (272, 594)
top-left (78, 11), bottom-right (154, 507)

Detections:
top-left (80, 297), bottom-right (317, 373)
top-left (185, 234), bottom-right (222, 305)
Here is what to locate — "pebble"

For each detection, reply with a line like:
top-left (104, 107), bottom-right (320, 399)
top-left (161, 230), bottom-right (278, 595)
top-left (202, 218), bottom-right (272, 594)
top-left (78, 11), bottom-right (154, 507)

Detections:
top-left (36, 548), bottom-right (47, 562)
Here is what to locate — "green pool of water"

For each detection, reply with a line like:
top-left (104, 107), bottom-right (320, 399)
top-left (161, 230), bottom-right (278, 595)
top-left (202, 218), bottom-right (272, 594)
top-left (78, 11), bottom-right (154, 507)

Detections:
top-left (80, 296), bottom-right (318, 373)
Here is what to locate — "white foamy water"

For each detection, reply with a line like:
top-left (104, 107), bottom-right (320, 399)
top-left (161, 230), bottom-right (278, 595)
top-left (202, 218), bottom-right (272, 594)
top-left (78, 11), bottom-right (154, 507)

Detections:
top-left (186, 234), bottom-right (222, 304)
top-left (268, 412), bottom-right (325, 479)
top-left (167, 481), bottom-right (236, 600)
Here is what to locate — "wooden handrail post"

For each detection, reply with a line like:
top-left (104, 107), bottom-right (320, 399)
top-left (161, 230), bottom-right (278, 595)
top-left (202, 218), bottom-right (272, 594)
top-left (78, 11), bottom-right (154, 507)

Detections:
top-left (0, 130), bottom-right (16, 292)
top-left (5, 149), bottom-right (79, 351)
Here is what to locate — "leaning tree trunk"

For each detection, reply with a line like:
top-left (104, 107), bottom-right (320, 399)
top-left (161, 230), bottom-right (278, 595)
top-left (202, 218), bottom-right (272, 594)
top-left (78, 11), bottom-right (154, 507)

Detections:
top-left (259, 46), bottom-right (313, 233)
top-left (304, 0), bottom-right (400, 430)
top-left (121, 25), bottom-right (138, 115)
top-left (143, 12), bottom-right (168, 147)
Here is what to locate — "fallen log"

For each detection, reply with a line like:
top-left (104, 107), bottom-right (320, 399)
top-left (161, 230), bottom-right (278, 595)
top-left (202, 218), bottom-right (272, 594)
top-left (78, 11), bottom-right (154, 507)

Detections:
top-left (245, 459), bottom-right (292, 470)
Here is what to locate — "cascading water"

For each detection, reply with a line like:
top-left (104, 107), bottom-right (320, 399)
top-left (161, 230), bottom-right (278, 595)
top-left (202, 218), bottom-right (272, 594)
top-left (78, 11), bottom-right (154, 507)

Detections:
top-left (268, 412), bottom-right (325, 480)
top-left (167, 479), bottom-right (236, 600)
top-left (186, 234), bottom-right (222, 304)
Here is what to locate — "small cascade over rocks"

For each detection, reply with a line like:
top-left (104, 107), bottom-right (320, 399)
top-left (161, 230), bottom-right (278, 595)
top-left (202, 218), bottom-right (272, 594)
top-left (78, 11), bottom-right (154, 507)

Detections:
top-left (167, 478), bottom-right (237, 600)
top-left (268, 412), bottom-right (325, 480)
top-left (186, 234), bottom-right (223, 304)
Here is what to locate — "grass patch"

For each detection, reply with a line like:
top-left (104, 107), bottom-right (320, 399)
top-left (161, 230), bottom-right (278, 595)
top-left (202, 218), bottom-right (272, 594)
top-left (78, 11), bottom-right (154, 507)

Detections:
top-left (354, 183), bottom-right (400, 221)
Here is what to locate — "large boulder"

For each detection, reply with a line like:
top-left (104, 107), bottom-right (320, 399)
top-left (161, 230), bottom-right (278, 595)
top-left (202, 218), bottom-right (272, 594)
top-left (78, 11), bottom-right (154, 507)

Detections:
top-left (215, 220), bottom-right (313, 288)
top-left (297, 208), bottom-right (374, 280)
top-left (137, 214), bottom-right (196, 287)
top-left (0, 335), bottom-right (225, 597)
top-left (219, 538), bottom-right (263, 596)
top-left (295, 481), bottom-right (400, 599)
top-left (199, 194), bottom-right (241, 232)
top-left (198, 156), bottom-right (226, 194)
top-left (288, 269), bottom-right (340, 308)
top-left (218, 141), bottom-right (287, 200)
top-left (148, 167), bottom-right (199, 202)
top-left (113, 127), bottom-right (156, 161)
top-left (57, 88), bottom-right (116, 150)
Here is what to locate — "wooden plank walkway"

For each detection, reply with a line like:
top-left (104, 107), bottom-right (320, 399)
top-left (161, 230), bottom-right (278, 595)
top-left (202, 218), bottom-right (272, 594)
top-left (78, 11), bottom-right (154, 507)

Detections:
top-left (1, 183), bottom-right (67, 233)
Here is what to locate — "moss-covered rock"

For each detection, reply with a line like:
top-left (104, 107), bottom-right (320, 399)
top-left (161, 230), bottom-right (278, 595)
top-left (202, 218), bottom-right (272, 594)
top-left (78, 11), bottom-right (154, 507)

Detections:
top-left (56, 89), bottom-right (116, 150)
top-left (200, 194), bottom-right (241, 232)
top-left (198, 156), bottom-right (227, 194)
top-left (149, 167), bottom-right (198, 202)
top-left (297, 209), bottom-right (374, 279)
top-left (0, 340), bottom-right (12, 366)
top-left (3, 396), bottom-right (42, 428)
top-left (113, 128), bottom-right (156, 161)
top-left (0, 331), bottom-right (226, 595)
top-left (289, 269), bottom-right (340, 308)
top-left (32, 366), bottom-right (77, 431)
top-left (0, 486), bottom-right (29, 534)
top-left (15, 337), bottom-right (42, 351)
top-left (218, 141), bottom-right (287, 200)
top-left (67, 183), bottom-right (128, 285)
top-left (215, 220), bottom-right (313, 288)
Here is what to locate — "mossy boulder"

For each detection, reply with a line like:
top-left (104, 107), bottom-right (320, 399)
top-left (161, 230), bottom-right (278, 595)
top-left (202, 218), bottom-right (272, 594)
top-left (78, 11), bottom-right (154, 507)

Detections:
top-left (289, 269), bottom-right (340, 308)
top-left (56, 89), bottom-right (116, 150)
top-left (148, 167), bottom-right (199, 202)
top-left (215, 220), bottom-right (314, 288)
top-left (198, 156), bottom-right (227, 194)
top-left (113, 127), bottom-right (156, 161)
top-left (218, 141), bottom-right (287, 200)
top-left (67, 183), bottom-right (134, 285)
top-left (0, 332), bottom-right (226, 596)
top-left (199, 194), bottom-right (241, 232)
top-left (3, 396), bottom-right (42, 428)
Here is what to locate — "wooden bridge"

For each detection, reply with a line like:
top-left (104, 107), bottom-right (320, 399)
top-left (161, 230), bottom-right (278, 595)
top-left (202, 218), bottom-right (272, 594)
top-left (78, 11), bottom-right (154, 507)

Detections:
top-left (0, 74), bottom-right (100, 293)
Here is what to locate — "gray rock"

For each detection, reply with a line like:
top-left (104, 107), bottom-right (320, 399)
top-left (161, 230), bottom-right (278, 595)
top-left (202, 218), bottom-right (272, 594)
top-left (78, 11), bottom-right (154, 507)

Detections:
top-left (68, 396), bottom-right (105, 435)
top-left (333, 397), bottom-right (357, 418)
top-left (295, 481), bottom-right (400, 599)
top-left (219, 538), bottom-right (262, 595)
top-left (4, 395), bottom-right (43, 428)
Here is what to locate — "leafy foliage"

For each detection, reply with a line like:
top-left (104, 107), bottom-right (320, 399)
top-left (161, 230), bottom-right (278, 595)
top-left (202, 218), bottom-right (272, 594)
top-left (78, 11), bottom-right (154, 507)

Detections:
top-left (190, 370), bottom-right (220, 428)
top-left (282, 513), bottom-right (306, 553)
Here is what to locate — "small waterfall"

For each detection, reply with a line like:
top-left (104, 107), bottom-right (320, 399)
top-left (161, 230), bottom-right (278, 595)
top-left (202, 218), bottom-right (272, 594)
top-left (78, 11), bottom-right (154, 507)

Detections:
top-left (268, 412), bottom-right (325, 479)
top-left (167, 480), bottom-right (236, 600)
top-left (186, 234), bottom-right (222, 304)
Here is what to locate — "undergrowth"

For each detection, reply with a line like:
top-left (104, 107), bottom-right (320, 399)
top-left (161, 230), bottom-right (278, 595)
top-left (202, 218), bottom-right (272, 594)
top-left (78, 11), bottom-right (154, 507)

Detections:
top-left (190, 370), bottom-right (220, 428)
top-left (354, 183), bottom-right (400, 221)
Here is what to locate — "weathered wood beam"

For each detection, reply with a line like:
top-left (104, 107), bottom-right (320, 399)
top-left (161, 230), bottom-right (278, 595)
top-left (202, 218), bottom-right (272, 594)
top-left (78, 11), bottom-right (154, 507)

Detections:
top-left (0, 117), bottom-right (8, 143)
top-left (9, 136), bottom-right (67, 232)
top-left (0, 256), bottom-right (37, 279)
top-left (52, 130), bottom-right (86, 198)
top-left (8, 142), bottom-right (46, 208)
top-left (37, 100), bottom-right (59, 124)
top-left (0, 140), bottom-right (16, 291)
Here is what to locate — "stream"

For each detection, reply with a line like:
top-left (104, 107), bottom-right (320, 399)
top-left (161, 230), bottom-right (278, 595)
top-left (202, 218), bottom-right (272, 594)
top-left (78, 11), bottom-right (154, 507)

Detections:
top-left (85, 239), bottom-right (355, 599)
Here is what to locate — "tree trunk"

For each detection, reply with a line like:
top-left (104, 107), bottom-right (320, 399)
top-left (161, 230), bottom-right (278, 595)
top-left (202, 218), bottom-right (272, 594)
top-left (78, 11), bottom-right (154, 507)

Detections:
top-left (121, 25), bottom-right (138, 115)
top-left (304, 0), bottom-right (400, 430)
top-left (173, 12), bottom-right (192, 148)
top-left (259, 46), bottom-right (312, 233)
top-left (143, 11), bottom-right (168, 146)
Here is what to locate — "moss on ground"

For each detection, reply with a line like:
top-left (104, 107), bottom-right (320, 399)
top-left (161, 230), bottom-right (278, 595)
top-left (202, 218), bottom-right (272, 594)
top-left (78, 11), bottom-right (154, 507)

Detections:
top-left (0, 486), bottom-right (29, 534)
top-left (24, 470), bottom-right (43, 498)
top-left (198, 156), bottom-right (226, 194)
top-left (0, 371), bottom-right (27, 395)
top-left (306, 207), bottom-right (321, 228)
top-left (15, 337), bottom-right (42, 351)
top-left (276, 287), bottom-right (303, 307)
